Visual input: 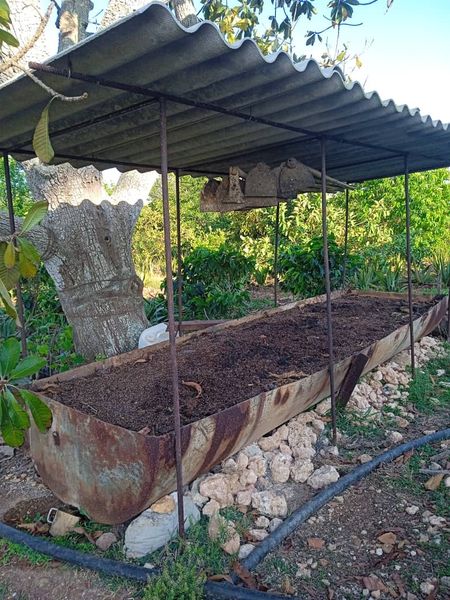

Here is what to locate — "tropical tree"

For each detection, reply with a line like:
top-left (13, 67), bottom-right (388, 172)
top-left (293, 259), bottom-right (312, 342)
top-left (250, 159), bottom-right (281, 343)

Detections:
top-left (0, 0), bottom-right (390, 359)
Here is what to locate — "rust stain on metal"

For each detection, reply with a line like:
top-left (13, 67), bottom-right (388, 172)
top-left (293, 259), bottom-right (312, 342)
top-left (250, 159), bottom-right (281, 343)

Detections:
top-left (29, 293), bottom-right (448, 524)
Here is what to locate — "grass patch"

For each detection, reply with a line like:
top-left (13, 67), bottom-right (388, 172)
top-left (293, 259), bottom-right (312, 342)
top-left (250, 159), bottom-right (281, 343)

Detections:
top-left (408, 343), bottom-right (450, 414)
top-left (143, 517), bottom-right (234, 600)
top-left (0, 539), bottom-right (51, 566)
top-left (335, 408), bottom-right (386, 440)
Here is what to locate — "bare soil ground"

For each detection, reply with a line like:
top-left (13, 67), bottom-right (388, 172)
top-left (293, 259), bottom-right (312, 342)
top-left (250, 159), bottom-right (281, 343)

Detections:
top-left (36, 294), bottom-right (434, 433)
top-left (255, 407), bottom-right (450, 600)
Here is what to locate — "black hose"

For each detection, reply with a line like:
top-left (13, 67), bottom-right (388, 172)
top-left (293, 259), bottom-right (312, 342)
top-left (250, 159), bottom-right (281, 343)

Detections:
top-left (0, 521), bottom-right (157, 582)
top-left (204, 581), bottom-right (301, 599)
top-left (1, 428), bottom-right (448, 600)
top-left (241, 427), bottom-right (450, 572)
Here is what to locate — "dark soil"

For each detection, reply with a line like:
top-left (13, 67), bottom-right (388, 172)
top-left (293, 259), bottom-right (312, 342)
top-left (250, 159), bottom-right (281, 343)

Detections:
top-left (43, 294), bottom-right (436, 434)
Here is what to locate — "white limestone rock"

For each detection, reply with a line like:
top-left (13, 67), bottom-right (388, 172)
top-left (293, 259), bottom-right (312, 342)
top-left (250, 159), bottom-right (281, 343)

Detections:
top-left (307, 465), bottom-right (340, 490)
top-left (270, 453), bottom-right (293, 483)
top-left (251, 490), bottom-right (288, 518)
top-left (199, 474), bottom-right (234, 507)
top-left (124, 494), bottom-right (200, 558)
top-left (290, 459), bottom-right (314, 483)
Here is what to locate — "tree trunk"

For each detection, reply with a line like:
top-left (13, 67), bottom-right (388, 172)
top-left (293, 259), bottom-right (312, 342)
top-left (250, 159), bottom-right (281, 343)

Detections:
top-left (172, 0), bottom-right (199, 27)
top-left (22, 163), bottom-right (155, 359)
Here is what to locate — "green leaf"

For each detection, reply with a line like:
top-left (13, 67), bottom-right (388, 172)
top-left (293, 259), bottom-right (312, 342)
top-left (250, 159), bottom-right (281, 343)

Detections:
top-left (4, 387), bottom-right (30, 430)
top-left (32, 98), bottom-right (57, 164)
top-left (4, 240), bottom-right (16, 268)
top-left (10, 355), bottom-right (46, 380)
top-left (20, 201), bottom-right (48, 234)
top-left (0, 0), bottom-right (11, 20)
top-left (0, 337), bottom-right (20, 377)
top-left (0, 395), bottom-right (25, 447)
top-left (0, 28), bottom-right (19, 47)
top-left (0, 276), bottom-right (17, 320)
top-left (19, 389), bottom-right (52, 433)
top-left (0, 246), bottom-right (20, 289)
top-left (18, 251), bottom-right (37, 278)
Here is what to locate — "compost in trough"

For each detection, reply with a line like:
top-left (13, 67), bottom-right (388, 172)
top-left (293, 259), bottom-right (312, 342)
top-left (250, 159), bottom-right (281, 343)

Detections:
top-left (45, 294), bottom-right (435, 434)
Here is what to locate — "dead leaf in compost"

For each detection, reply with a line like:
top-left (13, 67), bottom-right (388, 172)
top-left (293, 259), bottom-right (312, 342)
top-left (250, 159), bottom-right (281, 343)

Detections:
top-left (281, 577), bottom-right (295, 595)
top-left (233, 562), bottom-right (257, 589)
top-left (424, 474), bottom-right (444, 490)
top-left (377, 532), bottom-right (397, 545)
top-left (208, 574), bottom-right (234, 584)
top-left (307, 537), bottom-right (326, 550)
top-left (138, 426), bottom-right (151, 435)
top-left (269, 370), bottom-right (307, 380)
top-left (182, 380), bottom-right (203, 398)
top-left (71, 526), bottom-right (96, 544)
top-left (17, 522), bottom-right (49, 535)
top-left (362, 575), bottom-right (388, 592)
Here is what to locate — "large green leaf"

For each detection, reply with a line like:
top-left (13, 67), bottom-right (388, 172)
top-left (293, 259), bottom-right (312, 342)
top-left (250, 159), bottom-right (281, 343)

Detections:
top-left (0, 28), bottom-right (19, 47)
top-left (4, 387), bottom-right (30, 430)
top-left (0, 337), bottom-right (20, 377)
top-left (32, 98), bottom-right (57, 164)
top-left (19, 389), bottom-right (52, 433)
top-left (10, 355), bottom-right (46, 380)
top-left (0, 395), bottom-right (25, 447)
top-left (20, 201), bottom-right (48, 234)
top-left (0, 0), bottom-right (11, 20)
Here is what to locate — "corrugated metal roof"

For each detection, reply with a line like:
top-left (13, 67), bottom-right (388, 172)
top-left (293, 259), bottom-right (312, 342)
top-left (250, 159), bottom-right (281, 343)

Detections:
top-left (0, 1), bottom-right (449, 182)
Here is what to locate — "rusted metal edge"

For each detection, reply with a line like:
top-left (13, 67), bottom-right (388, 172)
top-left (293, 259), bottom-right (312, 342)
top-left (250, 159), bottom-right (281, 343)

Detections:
top-left (336, 353), bottom-right (369, 409)
top-left (28, 294), bottom-right (448, 524)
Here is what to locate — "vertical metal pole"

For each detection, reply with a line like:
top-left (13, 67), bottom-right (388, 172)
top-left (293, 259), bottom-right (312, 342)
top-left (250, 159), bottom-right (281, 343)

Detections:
top-left (3, 152), bottom-right (27, 356)
top-left (159, 100), bottom-right (185, 536)
top-left (342, 188), bottom-right (350, 288)
top-left (321, 139), bottom-right (337, 445)
top-left (404, 155), bottom-right (415, 377)
top-left (273, 202), bottom-right (280, 307)
top-left (175, 169), bottom-right (183, 336)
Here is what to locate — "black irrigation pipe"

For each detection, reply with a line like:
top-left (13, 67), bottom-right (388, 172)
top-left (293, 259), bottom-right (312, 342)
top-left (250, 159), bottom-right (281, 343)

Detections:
top-left (1, 428), bottom-right (449, 599)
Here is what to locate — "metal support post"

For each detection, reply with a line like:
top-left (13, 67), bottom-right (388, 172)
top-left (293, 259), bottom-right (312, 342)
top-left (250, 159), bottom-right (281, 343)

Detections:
top-left (320, 139), bottom-right (337, 445)
top-left (273, 202), bottom-right (280, 307)
top-left (342, 188), bottom-right (350, 288)
top-left (175, 169), bottom-right (183, 335)
top-left (159, 100), bottom-right (185, 536)
top-left (404, 155), bottom-right (415, 377)
top-left (3, 152), bottom-right (27, 356)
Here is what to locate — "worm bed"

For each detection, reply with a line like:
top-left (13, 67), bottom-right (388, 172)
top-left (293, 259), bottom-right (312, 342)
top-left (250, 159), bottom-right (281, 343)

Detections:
top-left (29, 291), bottom-right (448, 524)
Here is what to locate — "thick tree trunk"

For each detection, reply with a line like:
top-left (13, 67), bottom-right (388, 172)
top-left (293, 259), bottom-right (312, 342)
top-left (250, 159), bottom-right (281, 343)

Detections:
top-left (21, 163), bottom-right (155, 359)
top-left (172, 0), bottom-right (199, 27)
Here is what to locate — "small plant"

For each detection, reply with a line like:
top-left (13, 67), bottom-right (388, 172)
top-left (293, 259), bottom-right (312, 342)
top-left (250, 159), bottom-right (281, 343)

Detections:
top-left (0, 337), bottom-right (51, 447)
top-left (0, 201), bottom-right (47, 320)
top-left (430, 249), bottom-right (450, 293)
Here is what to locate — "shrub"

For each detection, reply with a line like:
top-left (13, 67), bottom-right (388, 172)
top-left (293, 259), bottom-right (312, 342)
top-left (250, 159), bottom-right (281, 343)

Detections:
top-left (278, 235), bottom-right (360, 297)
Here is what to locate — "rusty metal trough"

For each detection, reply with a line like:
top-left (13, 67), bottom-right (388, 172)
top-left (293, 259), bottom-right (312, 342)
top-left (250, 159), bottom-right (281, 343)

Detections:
top-left (29, 291), bottom-right (448, 524)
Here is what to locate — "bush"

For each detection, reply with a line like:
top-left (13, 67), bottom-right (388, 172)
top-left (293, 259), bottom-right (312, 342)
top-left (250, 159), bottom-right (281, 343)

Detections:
top-left (278, 235), bottom-right (360, 297)
top-left (145, 245), bottom-right (255, 322)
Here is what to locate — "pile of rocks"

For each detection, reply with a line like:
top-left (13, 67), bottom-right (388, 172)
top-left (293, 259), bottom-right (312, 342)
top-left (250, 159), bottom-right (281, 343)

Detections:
top-left (124, 336), bottom-right (445, 560)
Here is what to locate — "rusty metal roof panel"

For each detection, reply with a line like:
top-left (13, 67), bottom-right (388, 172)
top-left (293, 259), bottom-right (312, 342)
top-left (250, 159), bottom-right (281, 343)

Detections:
top-left (0, 2), bottom-right (449, 182)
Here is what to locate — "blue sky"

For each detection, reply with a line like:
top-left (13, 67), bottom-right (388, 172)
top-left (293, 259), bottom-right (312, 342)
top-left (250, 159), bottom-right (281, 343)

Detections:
top-left (41, 0), bottom-right (450, 123)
